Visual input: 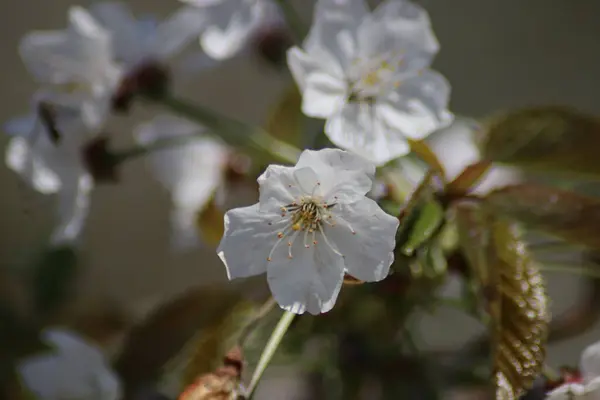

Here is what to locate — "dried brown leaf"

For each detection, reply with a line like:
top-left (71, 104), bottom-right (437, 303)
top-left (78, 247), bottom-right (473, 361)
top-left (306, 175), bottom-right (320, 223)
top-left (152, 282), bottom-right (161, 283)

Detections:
top-left (486, 184), bottom-right (600, 250)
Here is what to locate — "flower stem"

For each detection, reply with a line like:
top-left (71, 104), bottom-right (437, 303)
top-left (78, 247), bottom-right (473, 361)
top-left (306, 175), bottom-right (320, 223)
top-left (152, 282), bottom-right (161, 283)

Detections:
top-left (153, 94), bottom-right (300, 165)
top-left (273, 0), bottom-right (307, 43)
top-left (245, 310), bottom-right (296, 398)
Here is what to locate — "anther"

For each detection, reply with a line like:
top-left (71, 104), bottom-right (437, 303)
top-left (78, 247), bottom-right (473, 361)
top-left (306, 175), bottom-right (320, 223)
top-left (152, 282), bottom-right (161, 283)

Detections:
top-left (277, 232), bottom-right (284, 238)
top-left (267, 257), bottom-right (272, 261)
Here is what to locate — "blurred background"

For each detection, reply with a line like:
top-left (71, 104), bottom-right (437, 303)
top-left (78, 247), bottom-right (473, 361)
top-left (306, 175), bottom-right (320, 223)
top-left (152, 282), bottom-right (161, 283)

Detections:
top-left (1, 0), bottom-right (600, 398)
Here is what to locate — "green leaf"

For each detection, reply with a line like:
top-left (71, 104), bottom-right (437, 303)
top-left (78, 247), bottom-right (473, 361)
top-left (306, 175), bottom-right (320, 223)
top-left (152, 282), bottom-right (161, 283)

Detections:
top-left (32, 246), bottom-right (78, 317)
top-left (485, 184), bottom-right (600, 250)
top-left (401, 199), bottom-right (445, 256)
top-left (478, 106), bottom-right (600, 177)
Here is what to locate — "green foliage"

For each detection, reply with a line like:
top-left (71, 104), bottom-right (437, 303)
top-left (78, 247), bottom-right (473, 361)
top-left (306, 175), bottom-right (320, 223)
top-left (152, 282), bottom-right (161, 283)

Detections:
top-left (478, 106), bottom-right (600, 177)
top-left (485, 184), bottom-right (600, 251)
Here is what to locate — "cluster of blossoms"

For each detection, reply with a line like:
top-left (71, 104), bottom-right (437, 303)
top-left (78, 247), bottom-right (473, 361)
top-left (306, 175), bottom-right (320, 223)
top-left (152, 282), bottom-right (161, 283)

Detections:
top-left (6, 0), bottom-right (462, 317)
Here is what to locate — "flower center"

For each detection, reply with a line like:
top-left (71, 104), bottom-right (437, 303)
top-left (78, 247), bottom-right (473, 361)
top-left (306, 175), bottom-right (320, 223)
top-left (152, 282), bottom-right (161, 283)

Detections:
top-left (347, 53), bottom-right (405, 103)
top-left (266, 187), bottom-right (357, 262)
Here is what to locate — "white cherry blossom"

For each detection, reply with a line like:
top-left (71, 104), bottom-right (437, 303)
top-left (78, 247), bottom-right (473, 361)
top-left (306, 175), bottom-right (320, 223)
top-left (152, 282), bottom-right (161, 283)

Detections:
top-left (545, 339), bottom-right (600, 399)
top-left (425, 118), bottom-right (521, 194)
top-left (17, 328), bottom-right (122, 400)
top-left (288, 0), bottom-right (452, 165)
top-left (135, 115), bottom-right (229, 249)
top-left (217, 148), bottom-right (399, 315)
top-left (5, 96), bottom-right (94, 244)
top-left (180, 0), bottom-right (276, 60)
top-left (19, 6), bottom-right (122, 129)
top-left (89, 2), bottom-right (209, 71)
top-left (545, 378), bottom-right (600, 399)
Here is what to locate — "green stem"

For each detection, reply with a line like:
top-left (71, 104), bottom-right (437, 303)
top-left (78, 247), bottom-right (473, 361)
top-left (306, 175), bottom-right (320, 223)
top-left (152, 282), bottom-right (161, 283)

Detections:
top-left (111, 135), bottom-right (201, 164)
top-left (155, 94), bottom-right (300, 165)
top-left (246, 310), bottom-right (296, 398)
top-left (273, 0), bottom-right (307, 42)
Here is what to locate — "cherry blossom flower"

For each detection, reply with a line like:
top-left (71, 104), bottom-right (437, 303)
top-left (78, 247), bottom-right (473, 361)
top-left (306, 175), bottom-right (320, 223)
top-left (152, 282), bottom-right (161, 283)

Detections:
top-left (19, 6), bottom-right (122, 129)
top-left (217, 148), bottom-right (399, 315)
top-left (17, 328), bottom-right (122, 400)
top-left (287, 0), bottom-right (452, 165)
top-left (135, 115), bottom-right (230, 249)
top-left (90, 2), bottom-right (206, 70)
top-left (90, 2), bottom-right (212, 110)
top-left (180, 0), bottom-right (278, 60)
top-left (5, 96), bottom-right (95, 244)
top-left (545, 340), bottom-right (600, 399)
top-left (425, 118), bottom-right (521, 194)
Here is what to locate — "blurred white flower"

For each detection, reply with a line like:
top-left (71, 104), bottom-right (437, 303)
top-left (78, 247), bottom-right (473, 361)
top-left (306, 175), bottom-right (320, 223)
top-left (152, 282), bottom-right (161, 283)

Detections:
top-left (180, 0), bottom-right (276, 60)
top-left (545, 339), bottom-right (600, 399)
top-left (426, 117), bottom-right (521, 194)
top-left (19, 6), bottom-right (122, 129)
top-left (90, 2), bottom-right (210, 72)
top-left (288, 0), bottom-right (452, 165)
top-left (217, 148), bottom-right (399, 315)
top-left (583, 341), bottom-right (600, 383)
top-left (135, 115), bottom-right (229, 249)
top-left (5, 96), bottom-right (95, 245)
top-left (545, 378), bottom-right (600, 399)
top-left (17, 328), bottom-right (122, 400)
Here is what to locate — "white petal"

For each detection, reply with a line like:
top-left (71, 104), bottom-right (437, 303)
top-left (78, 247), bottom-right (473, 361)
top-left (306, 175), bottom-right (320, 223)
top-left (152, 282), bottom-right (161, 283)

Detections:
top-left (326, 102), bottom-right (410, 165)
top-left (581, 341), bottom-right (600, 383)
top-left (200, 1), bottom-right (263, 59)
top-left (217, 204), bottom-right (288, 279)
top-left (18, 328), bottom-right (122, 400)
top-left (89, 2), bottom-right (143, 64)
top-left (4, 115), bottom-right (37, 137)
top-left (545, 382), bottom-right (585, 399)
top-left (293, 167), bottom-right (320, 194)
top-left (135, 115), bottom-right (227, 221)
top-left (301, 72), bottom-right (346, 118)
top-left (302, 18), bottom-right (355, 76)
top-left (257, 165), bottom-right (301, 212)
top-left (296, 148), bottom-right (375, 201)
top-left (287, 47), bottom-right (322, 90)
top-left (19, 31), bottom-right (76, 84)
top-left (358, 0), bottom-right (438, 61)
top-left (297, 148), bottom-right (375, 179)
top-left (380, 69), bottom-right (453, 141)
top-left (153, 6), bottom-right (207, 60)
top-left (50, 172), bottom-right (93, 245)
top-left (6, 136), bottom-right (61, 194)
top-left (170, 206), bottom-right (203, 250)
top-left (69, 6), bottom-right (109, 40)
top-left (327, 197), bottom-right (398, 281)
top-left (586, 377), bottom-right (600, 396)
top-left (267, 235), bottom-right (345, 315)
top-left (426, 118), bottom-right (522, 194)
